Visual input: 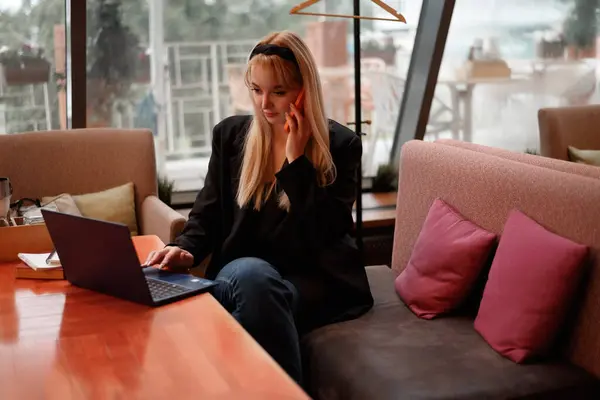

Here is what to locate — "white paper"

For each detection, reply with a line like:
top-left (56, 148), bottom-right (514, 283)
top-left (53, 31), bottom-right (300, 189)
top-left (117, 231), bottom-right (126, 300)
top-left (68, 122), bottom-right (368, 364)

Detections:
top-left (17, 253), bottom-right (62, 270)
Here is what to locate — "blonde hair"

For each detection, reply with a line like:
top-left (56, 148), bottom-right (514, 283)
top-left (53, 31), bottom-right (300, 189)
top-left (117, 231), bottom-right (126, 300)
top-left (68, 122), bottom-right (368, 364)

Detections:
top-left (237, 31), bottom-right (335, 211)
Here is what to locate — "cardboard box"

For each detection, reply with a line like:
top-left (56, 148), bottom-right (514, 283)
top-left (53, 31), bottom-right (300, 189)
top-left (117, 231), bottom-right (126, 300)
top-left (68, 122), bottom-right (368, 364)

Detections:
top-left (0, 223), bottom-right (54, 262)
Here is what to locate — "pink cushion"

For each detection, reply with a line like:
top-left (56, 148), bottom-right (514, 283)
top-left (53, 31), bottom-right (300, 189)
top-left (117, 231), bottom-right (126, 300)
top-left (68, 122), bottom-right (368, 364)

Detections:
top-left (395, 198), bottom-right (496, 319)
top-left (474, 209), bottom-right (588, 363)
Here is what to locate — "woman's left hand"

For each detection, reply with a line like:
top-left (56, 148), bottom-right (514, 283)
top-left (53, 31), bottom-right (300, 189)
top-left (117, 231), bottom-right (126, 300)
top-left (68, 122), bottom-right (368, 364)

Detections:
top-left (285, 103), bottom-right (311, 162)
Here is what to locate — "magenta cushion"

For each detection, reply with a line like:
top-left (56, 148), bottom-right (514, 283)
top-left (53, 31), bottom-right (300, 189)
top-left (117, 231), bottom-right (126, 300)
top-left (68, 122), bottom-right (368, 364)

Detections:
top-left (395, 198), bottom-right (496, 319)
top-left (474, 209), bottom-right (588, 363)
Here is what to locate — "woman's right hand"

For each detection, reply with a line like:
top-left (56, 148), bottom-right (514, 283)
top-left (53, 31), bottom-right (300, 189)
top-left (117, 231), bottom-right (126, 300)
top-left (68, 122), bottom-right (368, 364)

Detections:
top-left (143, 246), bottom-right (194, 271)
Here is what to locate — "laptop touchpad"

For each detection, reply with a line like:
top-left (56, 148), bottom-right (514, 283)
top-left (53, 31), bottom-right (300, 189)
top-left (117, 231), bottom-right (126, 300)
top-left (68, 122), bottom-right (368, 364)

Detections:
top-left (143, 267), bottom-right (215, 289)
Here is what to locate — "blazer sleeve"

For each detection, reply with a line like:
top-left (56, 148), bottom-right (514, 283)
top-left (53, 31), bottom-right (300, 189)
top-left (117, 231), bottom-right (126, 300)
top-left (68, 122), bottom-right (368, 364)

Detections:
top-left (169, 124), bottom-right (224, 266)
top-left (275, 134), bottom-right (361, 250)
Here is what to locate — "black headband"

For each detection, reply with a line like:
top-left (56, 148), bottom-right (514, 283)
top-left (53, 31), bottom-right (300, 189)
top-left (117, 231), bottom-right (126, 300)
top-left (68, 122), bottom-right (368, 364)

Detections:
top-left (249, 44), bottom-right (299, 66)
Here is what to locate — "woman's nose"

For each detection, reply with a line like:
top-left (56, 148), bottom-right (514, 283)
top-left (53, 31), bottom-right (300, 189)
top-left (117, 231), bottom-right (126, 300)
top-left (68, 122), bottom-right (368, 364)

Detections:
top-left (261, 94), bottom-right (271, 109)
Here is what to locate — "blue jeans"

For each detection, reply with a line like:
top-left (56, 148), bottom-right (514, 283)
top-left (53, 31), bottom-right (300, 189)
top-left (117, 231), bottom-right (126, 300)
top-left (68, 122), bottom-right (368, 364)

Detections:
top-left (211, 257), bottom-right (303, 385)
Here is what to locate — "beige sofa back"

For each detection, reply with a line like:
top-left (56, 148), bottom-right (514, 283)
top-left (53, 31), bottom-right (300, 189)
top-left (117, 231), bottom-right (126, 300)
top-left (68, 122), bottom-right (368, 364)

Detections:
top-left (392, 140), bottom-right (600, 377)
top-left (539, 105), bottom-right (600, 160)
top-left (0, 128), bottom-right (158, 225)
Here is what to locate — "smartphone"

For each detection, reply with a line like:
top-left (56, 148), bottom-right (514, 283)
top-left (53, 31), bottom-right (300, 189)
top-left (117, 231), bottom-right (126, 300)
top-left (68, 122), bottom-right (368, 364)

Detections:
top-left (284, 88), bottom-right (305, 133)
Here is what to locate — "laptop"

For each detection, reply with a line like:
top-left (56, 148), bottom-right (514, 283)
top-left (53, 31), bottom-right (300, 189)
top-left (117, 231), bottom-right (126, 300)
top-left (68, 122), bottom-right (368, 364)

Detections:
top-left (41, 209), bottom-right (217, 306)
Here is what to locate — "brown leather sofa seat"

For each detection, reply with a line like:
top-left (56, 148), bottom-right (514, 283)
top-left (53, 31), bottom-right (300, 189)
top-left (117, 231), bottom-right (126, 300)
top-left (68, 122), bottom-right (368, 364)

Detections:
top-left (302, 266), bottom-right (600, 400)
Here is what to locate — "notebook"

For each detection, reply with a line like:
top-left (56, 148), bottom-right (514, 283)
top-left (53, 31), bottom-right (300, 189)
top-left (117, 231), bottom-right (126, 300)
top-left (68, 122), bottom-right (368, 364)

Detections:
top-left (18, 252), bottom-right (61, 270)
top-left (15, 263), bottom-right (64, 280)
top-left (16, 252), bottom-right (64, 280)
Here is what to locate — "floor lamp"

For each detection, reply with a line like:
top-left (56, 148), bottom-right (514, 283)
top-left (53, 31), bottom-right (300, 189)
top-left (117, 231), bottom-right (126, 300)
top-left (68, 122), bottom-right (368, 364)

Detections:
top-left (290, 0), bottom-right (406, 259)
top-left (352, 0), bottom-right (365, 256)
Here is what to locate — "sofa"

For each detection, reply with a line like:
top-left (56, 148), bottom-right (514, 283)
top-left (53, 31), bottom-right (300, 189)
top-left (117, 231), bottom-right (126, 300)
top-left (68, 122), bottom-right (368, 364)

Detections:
top-left (302, 139), bottom-right (600, 399)
top-left (0, 128), bottom-right (185, 243)
top-left (538, 105), bottom-right (600, 160)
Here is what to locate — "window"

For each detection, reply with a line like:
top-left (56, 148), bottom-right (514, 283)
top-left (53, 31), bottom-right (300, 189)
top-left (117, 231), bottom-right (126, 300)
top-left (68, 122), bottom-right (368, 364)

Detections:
top-left (0, 0), bottom-right (67, 133)
top-left (423, 0), bottom-right (598, 154)
top-left (83, 0), bottom-right (421, 201)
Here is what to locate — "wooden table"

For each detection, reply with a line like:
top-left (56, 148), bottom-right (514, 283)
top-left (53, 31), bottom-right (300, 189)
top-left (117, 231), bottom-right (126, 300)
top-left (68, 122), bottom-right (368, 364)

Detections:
top-left (0, 236), bottom-right (309, 399)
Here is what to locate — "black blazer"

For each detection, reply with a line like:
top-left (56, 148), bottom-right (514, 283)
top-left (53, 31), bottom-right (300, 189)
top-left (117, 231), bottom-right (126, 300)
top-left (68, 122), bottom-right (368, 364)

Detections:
top-left (173, 115), bottom-right (373, 332)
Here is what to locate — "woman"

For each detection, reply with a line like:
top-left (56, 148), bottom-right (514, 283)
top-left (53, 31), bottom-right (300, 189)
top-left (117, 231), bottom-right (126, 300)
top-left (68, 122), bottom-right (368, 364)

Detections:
top-left (144, 30), bottom-right (373, 385)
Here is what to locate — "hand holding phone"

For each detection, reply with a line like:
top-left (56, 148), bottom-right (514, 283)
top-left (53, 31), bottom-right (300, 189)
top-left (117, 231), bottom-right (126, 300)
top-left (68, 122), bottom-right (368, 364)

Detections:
top-left (284, 89), bottom-right (305, 133)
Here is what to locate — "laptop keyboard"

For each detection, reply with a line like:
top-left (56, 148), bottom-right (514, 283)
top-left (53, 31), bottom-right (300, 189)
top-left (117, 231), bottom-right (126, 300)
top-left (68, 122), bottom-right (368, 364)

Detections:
top-left (146, 278), bottom-right (190, 300)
